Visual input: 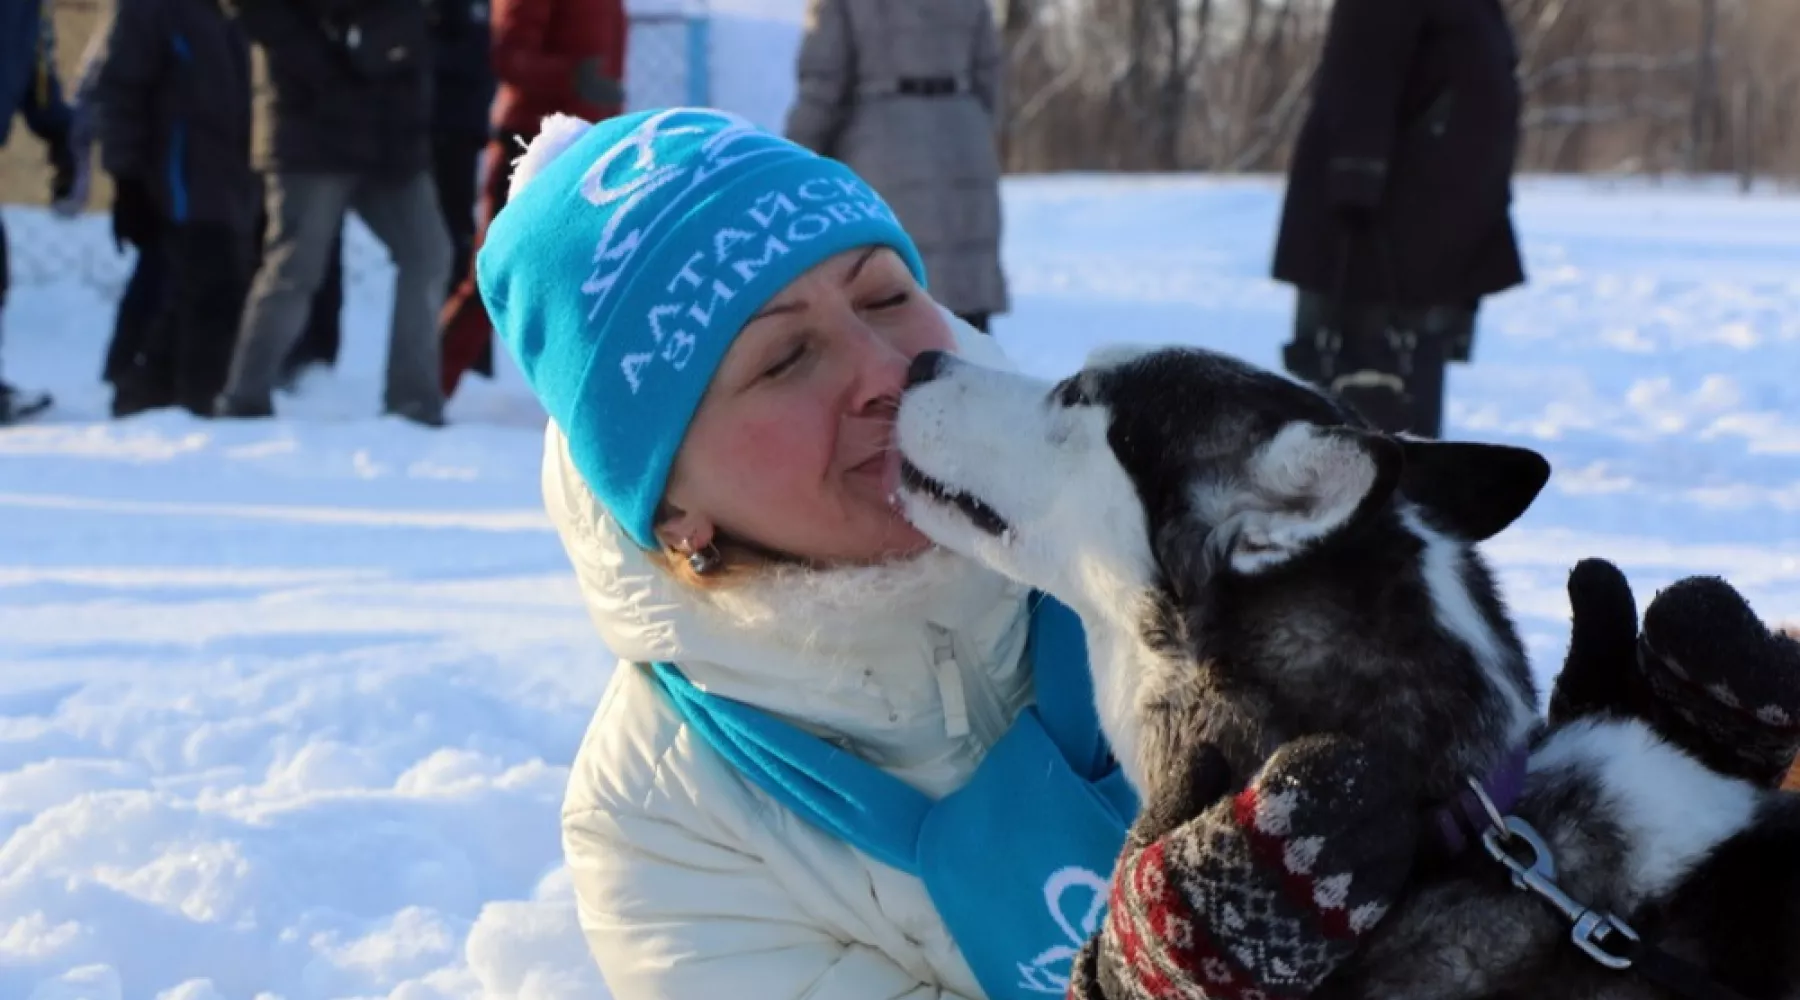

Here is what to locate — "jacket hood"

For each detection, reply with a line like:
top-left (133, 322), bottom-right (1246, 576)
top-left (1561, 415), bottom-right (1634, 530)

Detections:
top-left (542, 313), bottom-right (1037, 782)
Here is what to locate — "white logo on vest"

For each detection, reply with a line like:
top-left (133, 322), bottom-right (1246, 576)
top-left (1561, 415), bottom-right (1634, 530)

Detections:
top-left (1017, 865), bottom-right (1110, 994)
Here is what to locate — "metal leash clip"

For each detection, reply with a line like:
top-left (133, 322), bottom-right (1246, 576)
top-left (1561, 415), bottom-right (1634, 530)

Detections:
top-left (1467, 777), bottom-right (1642, 971)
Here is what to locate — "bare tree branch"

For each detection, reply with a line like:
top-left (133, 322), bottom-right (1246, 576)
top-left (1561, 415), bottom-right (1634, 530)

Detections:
top-left (996, 0), bottom-right (1800, 182)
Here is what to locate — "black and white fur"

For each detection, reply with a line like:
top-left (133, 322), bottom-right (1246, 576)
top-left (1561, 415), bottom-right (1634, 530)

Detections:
top-left (895, 344), bottom-right (1800, 998)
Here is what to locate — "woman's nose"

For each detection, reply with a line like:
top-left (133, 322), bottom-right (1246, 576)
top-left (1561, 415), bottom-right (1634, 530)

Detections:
top-left (850, 330), bottom-right (912, 413)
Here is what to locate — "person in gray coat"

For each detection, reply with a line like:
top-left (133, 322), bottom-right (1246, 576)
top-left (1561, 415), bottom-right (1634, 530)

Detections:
top-left (783, 0), bottom-right (1009, 332)
top-left (95, 0), bottom-right (261, 416)
top-left (218, 0), bottom-right (451, 425)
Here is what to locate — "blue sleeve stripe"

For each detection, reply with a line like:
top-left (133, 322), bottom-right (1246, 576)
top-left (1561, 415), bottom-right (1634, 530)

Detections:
top-left (166, 35), bottom-right (192, 223)
top-left (168, 122), bottom-right (189, 223)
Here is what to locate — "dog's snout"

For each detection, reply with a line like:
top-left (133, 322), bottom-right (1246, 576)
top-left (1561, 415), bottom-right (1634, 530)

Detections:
top-left (906, 350), bottom-right (950, 390)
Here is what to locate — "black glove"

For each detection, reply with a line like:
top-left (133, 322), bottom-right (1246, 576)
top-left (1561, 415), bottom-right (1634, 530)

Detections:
top-left (1070, 736), bottom-right (1418, 1000)
top-left (111, 176), bottom-right (160, 253)
top-left (572, 57), bottom-right (624, 107)
top-left (1549, 557), bottom-right (1800, 788)
top-left (47, 127), bottom-right (78, 203)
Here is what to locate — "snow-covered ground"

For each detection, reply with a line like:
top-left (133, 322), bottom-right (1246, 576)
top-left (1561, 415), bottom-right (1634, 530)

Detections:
top-left (3, 175), bottom-right (1799, 999)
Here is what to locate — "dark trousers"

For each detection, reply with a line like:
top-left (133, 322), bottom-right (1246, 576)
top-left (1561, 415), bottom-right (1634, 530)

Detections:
top-left (102, 217), bottom-right (325, 395)
top-left (161, 224), bottom-right (255, 413)
top-left (1282, 290), bottom-right (1472, 439)
top-left (440, 130), bottom-right (527, 398)
top-left (115, 223), bottom-right (254, 416)
top-left (104, 235), bottom-right (173, 384)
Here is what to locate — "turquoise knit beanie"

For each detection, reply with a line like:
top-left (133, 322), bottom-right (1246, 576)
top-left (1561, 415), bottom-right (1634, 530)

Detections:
top-left (477, 108), bottom-right (927, 550)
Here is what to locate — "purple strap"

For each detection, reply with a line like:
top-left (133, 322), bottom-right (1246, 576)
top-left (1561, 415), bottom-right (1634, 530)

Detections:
top-left (1431, 743), bottom-right (1531, 856)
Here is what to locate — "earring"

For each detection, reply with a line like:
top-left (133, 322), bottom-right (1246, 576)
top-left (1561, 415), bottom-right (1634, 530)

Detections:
top-left (687, 543), bottom-right (723, 576)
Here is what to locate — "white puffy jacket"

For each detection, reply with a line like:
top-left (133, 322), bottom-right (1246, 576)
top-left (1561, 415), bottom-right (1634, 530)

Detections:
top-left (549, 325), bottom-right (1040, 999)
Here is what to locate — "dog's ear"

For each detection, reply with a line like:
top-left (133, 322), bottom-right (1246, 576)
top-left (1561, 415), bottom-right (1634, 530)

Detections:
top-left (1398, 439), bottom-right (1550, 541)
top-left (1083, 343), bottom-right (1163, 371)
top-left (1194, 422), bottom-right (1403, 577)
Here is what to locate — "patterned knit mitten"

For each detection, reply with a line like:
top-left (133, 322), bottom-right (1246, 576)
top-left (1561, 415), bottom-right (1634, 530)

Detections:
top-left (1639, 574), bottom-right (1800, 788)
top-left (1070, 735), bottom-right (1418, 1000)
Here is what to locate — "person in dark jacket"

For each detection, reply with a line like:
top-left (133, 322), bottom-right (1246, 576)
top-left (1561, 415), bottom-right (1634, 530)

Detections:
top-left (71, 3), bottom-right (174, 398)
top-left (73, 0), bottom-right (337, 409)
top-left (96, 0), bottom-right (261, 417)
top-left (0, 0), bottom-right (82, 424)
top-left (1271, 0), bottom-right (1525, 439)
top-left (435, 0), bottom-right (625, 398)
top-left (218, 0), bottom-right (452, 425)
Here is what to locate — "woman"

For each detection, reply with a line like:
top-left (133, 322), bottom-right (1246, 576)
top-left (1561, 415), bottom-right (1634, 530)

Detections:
top-left (783, 0), bottom-right (1009, 334)
top-left (480, 111), bottom-right (1800, 1000)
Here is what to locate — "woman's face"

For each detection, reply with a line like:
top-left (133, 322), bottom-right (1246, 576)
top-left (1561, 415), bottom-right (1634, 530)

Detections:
top-left (656, 246), bottom-right (957, 566)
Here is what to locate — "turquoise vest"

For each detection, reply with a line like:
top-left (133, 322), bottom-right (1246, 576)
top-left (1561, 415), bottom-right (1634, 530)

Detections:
top-left (650, 595), bottom-right (1138, 998)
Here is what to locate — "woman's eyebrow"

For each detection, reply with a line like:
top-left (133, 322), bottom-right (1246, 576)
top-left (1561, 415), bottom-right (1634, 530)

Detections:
top-left (746, 300), bottom-right (806, 325)
top-left (843, 247), bottom-right (880, 285)
top-left (745, 248), bottom-right (883, 325)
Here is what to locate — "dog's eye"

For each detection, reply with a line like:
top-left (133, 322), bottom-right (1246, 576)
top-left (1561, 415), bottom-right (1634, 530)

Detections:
top-left (1052, 377), bottom-right (1091, 407)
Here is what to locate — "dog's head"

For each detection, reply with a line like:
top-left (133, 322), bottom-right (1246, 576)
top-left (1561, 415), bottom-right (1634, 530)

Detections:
top-left (894, 345), bottom-right (1550, 624)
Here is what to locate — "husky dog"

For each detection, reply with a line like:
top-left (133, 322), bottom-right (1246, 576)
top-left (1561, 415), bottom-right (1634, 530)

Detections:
top-left (893, 344), bottom-right (1800, 998)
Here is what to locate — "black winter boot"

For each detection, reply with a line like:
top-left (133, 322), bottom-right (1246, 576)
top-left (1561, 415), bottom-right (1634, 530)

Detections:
top-left (0, 380), bottom-right (53, 425)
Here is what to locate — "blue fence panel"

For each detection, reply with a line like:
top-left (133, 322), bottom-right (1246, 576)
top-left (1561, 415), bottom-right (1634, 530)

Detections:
top-left (626, 7), bottom-right (711, 112)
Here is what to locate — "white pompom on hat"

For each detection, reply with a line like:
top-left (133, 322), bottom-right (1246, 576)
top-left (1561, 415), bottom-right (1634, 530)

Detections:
top-left (507, 113), bottom-right (599, 202)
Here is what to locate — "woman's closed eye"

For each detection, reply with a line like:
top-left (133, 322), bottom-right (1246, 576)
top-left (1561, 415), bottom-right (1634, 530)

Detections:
top-left (861, 290), bottom-right (910, 311)
top-left (761, 340), bottom-right (811, 380)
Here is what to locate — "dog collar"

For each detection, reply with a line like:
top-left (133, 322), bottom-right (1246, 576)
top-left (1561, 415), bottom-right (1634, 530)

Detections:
top-left (1429, 743), bottom-right (1531, 856)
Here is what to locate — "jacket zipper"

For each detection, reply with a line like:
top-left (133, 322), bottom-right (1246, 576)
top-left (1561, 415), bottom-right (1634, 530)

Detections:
top-left (944, 627), bottom-right (1013, 750)
top-left (929, 626), bottom-right (970, 740)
